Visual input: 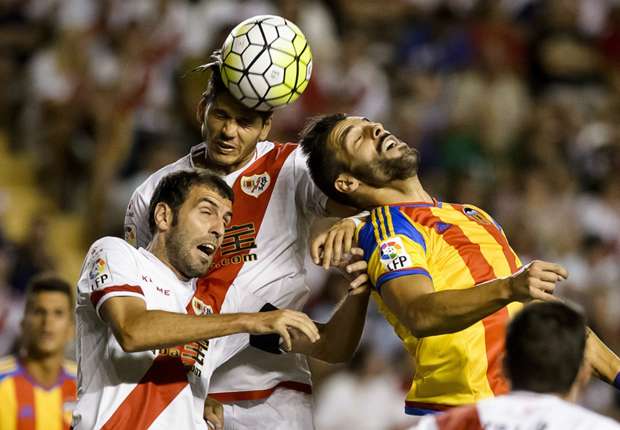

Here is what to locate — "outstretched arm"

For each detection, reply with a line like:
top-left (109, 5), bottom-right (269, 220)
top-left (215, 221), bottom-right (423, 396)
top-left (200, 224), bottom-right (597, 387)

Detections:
top-left (381, 260), bottom-right (568, 338)
top-left (100, 296), bottom-right (320, 353)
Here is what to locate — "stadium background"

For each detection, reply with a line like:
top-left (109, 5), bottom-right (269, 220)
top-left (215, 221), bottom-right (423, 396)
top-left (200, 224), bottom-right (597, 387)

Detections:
top-left (0, 0), bottom-right (618, 427)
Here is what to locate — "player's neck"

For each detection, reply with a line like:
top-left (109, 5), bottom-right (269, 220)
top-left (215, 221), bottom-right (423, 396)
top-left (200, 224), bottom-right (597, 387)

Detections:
top-left (147, 239), bottom-right (190, 282)
top-left (21, 351), bottom-right (64, 388)
top-left (366, 176), bottom-right (432, 207)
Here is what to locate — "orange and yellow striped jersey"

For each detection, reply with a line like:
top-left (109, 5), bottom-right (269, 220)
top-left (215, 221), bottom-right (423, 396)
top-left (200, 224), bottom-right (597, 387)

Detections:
top-left (356, 200), bottom-right (523, 414)
top-left (0, 355), bottom-right (76, 430)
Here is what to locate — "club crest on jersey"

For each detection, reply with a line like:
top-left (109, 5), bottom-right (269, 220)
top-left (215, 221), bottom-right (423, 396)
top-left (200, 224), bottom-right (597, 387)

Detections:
top-left (191, 297), bottom-right (213, 316)
top-left (462, 206), bottom-right (491, 225)
top-left (240, 172), bottom-right (271, 198)
top-left (89, 254), bottom-right (112, 288)
top-left (379, 237), bottom-right (413, 271)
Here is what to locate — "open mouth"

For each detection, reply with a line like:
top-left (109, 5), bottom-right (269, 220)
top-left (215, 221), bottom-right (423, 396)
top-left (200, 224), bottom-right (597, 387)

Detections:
top-left (380, 135), bottom-right (399, 153)
top-left (214, 140), bottom-right (236, 153)
top-left (197, 243), bottom-right (217, 257)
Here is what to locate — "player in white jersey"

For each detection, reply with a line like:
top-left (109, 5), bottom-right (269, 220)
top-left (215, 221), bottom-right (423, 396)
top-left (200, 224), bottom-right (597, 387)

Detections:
top-left (124, 62), bottom-right (360, 428)
top-left (75, 170), bottom-right (328, 430)
top-left (414, 302), bottom-right (620, 430)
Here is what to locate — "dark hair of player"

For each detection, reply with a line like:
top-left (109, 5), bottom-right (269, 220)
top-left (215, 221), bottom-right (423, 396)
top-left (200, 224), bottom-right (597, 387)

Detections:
top-left (148, 169), bottom-right (234, 235)
top-left (195, 55), bottom-right (272, 124)
top-left (25, 274), bottom-right (73, 310)
top-left (298, 113), bottom-right (355, 206)
top-left (505, 302), bottom-right (587, 395)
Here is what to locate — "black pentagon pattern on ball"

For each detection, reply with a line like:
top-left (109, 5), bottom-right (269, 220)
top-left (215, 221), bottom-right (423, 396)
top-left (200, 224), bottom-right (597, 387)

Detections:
top-left (221, 16), bottom-right (311, 110)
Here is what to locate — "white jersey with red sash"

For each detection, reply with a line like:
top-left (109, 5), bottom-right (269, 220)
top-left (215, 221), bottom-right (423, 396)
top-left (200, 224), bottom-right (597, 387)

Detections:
top-left (124, 141), bottom-right (327, 401)
top-left (74, 237), bottom-right (267, 430)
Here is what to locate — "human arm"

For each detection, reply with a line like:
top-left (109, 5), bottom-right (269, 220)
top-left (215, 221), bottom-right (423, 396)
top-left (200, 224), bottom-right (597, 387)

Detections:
top-left (100, 296), bottom-right (320, 353)
top-left (380, 260), bottom-right (567, 337)
top-left (289, 249), bottom-right (371, 362)
top-left (585, 327), bottom-right (620, 388)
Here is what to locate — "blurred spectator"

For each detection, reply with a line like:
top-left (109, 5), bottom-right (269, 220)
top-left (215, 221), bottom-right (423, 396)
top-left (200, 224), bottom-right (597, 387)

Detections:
top-left (9, 216), bottom-right (55, 295)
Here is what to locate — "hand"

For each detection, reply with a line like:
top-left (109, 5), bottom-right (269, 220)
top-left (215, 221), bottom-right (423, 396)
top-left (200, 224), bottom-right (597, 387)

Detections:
top-left (508, 260), bottom-right (568, 302)
top-left (337, 247), bottom-right (370, 295)
top-left (311, 218), bottom-right (357, 269)
top-left (245, 310), bottom-right (320, 352)
top-left (204, 397), bottom-right (224, 430)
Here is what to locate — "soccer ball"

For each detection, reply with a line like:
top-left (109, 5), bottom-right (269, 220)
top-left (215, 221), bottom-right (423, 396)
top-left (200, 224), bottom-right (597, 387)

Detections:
top-left (220, 15), bottom-right (313, 111)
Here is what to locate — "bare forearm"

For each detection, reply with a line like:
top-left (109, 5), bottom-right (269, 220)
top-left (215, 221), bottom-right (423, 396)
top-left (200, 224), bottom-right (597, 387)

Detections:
top-left (586, 327), bottom-right (620, 384)
top-left (115, 310), bottom-right (252, 352)
top-left (293, 290), bottom-right (370, 362)
top-left (315, 289), bottom-right (370, 362)
top-left (405, 278), bottom-right (512, 337)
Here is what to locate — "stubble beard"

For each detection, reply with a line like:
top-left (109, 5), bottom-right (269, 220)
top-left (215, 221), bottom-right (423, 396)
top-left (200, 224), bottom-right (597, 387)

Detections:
top-left (166, 224), bottom-right (207, 280)
top-left (353, 147), bottom-right (420, 188)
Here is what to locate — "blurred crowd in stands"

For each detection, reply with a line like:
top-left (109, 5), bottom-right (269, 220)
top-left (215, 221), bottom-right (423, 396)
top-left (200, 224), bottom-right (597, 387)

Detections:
top-left (0, 0), bottom-right (619, 427)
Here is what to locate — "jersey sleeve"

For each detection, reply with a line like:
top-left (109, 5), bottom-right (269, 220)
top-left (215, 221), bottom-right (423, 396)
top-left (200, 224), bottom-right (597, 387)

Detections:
top-left (292, 147), bottom-right (328, 217)
top-left (80, 237), bottom-right (146, 319)
top-left (357, 207), bottom-right (432, 292)
top-left (124, 188), bottom-right (152, 249)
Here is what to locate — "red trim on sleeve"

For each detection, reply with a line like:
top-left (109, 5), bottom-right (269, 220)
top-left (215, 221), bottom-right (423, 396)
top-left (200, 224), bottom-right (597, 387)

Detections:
top-left (90, 285), bottom-right (144, 308)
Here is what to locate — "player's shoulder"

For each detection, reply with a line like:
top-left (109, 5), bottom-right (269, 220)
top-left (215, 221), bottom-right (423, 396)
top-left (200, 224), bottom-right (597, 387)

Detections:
top-left (89, 236), bottom-right (136, 255)
top-left (131, 152), bottom-right (193, 203)
top-left (564, 401), bottom-right (620, 429)
top-left (62, 359), bottom-right (77, 379)
top-left (359, 205), bottom-right (429, 250)
top-left (443, 202), bottom-right (501, 228)
top-left (0, 355), bottom-right (19, 381)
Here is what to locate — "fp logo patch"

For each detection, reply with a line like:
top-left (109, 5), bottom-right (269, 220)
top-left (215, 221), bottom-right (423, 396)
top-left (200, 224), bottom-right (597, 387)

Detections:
top-left (380, 240), bottom-right (402, 260)
top-left (240, 173), bottom-right (271, 198)
top-left (88, 255), bottom-right (112, 289)
top-left (379, 237), bottom-right (413, 271)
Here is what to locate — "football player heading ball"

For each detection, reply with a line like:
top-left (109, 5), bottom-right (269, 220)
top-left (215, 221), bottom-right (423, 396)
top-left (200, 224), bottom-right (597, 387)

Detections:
top-left (125, 14), bottom-right (364, 430)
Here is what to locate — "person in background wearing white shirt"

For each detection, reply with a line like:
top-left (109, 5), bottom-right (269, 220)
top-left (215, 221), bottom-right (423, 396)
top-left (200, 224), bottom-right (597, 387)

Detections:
top-left (414, 301), bottom-right (620, 430)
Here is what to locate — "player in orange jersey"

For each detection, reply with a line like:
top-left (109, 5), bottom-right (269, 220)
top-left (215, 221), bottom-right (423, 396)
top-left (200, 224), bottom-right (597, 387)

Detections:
top-left (299, 114), bottom-right (620, 416)
top-left (0, 275), bottom-right (76, 430)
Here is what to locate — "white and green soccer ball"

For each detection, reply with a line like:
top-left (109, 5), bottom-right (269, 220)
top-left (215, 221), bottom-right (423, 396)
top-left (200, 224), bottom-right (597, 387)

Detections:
top-left (220, 15), bottom-right (313, 111)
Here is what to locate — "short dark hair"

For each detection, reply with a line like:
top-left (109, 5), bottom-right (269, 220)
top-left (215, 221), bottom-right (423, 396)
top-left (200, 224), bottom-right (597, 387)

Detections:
top-left (148, 169), bottom-right (234, 235)
top-left (299, 113), bottom-right (354, 206)
top-left (25, 274), bottom-right (73, 309)
top-left (197, 56), bottom-right (272, 123)
top-left (505, 302), bottom-right (587, 394)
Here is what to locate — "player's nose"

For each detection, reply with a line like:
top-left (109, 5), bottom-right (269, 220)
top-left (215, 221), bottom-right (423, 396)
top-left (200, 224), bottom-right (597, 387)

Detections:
top-left (211, 219), bottom-right (226, 240)
top-left (371, 123), bottom-right (384, 139)
top-left (221, 119), bottom-right (237, 138)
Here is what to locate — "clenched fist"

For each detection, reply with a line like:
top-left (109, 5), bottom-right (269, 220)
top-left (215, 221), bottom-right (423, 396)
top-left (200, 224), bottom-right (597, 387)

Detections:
top-left (508, 260), bottom-right (568, 302)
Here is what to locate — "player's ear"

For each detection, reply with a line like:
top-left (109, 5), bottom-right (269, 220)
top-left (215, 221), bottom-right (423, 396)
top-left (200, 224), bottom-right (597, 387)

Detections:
top-left (334, 173), bottom-right (360, 195)
top-left (197, 95), bottom-right (207, 126)
top-left (258, 116), bottom-right (272, 141)
top-left (154, 202), bottom-right (174, 232)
